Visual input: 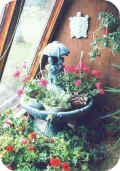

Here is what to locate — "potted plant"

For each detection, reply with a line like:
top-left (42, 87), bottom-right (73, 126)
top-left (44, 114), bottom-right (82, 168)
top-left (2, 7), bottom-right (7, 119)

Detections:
top-left (56, 61), bottom-right (104, 109)
top-left (13, 66), bottom-right (47, 109)
top-left (21, 78), bottom-right (47, 109)
top-left (14, 60), bottom-right (105, 135)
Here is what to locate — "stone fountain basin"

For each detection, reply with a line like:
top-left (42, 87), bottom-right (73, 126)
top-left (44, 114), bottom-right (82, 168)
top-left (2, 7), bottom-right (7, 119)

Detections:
top-left (21, 99), bottom-right (93, 123)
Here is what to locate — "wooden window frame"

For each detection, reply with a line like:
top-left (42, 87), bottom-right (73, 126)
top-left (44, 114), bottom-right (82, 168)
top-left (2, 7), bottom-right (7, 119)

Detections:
top-left (0, 0), bottom-right (64, 112)
top-left (0, 0), bottom-right (65, 80)
top-left (0, 1), bottom-right (16, 55)
top-left (0, 0), bottom-right (26, 80)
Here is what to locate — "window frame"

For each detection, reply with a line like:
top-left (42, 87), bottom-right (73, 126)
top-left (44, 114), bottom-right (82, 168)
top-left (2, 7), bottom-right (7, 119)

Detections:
top-left (0, 0), bottom-right (65, 112)
top-left (0, 1), bottom-right (16, 55)
top-left (0, 0), bottom-right (26, 79)
top-left (0, 0), bottom-right (65, 80)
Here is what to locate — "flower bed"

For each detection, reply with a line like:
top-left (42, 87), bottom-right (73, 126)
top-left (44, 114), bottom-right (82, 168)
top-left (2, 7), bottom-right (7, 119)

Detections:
top-left (0, 112), bottom-right (107, 171)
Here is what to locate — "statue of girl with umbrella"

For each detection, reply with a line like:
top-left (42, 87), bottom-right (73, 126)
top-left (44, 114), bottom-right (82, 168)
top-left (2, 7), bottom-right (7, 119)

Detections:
top-left (41, 41), bottom-right (69, 90)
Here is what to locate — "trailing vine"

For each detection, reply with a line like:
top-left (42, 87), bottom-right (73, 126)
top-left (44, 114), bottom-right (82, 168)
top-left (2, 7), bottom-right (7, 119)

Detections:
top-left (89, 11), bottom-right (120, 60)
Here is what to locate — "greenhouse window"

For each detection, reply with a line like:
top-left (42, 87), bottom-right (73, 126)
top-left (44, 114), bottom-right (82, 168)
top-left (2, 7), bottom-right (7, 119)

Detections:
top-left (0, 0), bottom-right (59, 111)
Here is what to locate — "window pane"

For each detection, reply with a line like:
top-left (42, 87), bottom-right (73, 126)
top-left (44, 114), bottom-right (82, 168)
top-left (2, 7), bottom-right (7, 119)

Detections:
top-left (0, 0), bottom-right (56, 106)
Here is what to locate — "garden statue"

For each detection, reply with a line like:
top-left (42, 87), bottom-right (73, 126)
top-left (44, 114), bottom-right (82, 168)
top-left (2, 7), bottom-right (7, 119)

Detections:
top-left (21, 41), bottom-right (94, 136)
top-left (41, 41), bottom-right (70, 90)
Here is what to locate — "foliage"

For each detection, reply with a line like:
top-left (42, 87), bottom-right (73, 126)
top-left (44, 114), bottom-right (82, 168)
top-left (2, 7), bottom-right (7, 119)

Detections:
top-left (13, 61), bottom-right (104, 109)
top-left (103, 65), bottom-right (120, 119)
top-left (13, 64), bottom-right (47, 102)
top-left (90, 11), bottom-right (120, 60)
top-left (98, 11), bottom-right (118, 29)
top-left (56, 62), bottom-right (104, 100)
top-left (96, 32), bottom-right (120, 53)
top-left (0, 112), bottom-right (107, 171)
top-left (43, 90), bottom-right (71, 109)
top-left (24, 79), bottom-right (47, 102)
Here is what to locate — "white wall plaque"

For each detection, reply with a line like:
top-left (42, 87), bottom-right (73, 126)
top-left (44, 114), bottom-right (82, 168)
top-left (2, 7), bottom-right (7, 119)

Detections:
top-left (69, 12), bottom-right (89, 39)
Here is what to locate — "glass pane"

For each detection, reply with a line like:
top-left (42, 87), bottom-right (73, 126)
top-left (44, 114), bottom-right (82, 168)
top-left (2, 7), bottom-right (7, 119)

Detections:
top-left (0, 0), bottom-right (56, 107)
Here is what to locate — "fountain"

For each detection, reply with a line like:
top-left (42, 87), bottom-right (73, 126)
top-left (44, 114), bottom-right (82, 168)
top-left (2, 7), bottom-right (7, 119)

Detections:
top-left (21, 41), bottom-right (93, 136)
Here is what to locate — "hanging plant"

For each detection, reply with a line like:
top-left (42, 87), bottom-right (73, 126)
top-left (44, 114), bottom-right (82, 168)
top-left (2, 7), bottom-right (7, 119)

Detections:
top-left (89, 11), bottom-right (120, 60)
top-left (98, 11), bottom-right (118, 31)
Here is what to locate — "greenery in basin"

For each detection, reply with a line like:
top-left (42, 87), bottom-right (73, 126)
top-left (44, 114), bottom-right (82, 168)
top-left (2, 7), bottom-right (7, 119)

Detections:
top-left (43, 90), bottom-right (71, 110)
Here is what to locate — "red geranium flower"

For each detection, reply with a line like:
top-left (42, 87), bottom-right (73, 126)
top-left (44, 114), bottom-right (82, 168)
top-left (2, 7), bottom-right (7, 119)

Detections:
top-left (64, 65), bottom-right (76, 73)
top-left (99, 89), bottom-right (104, 95)
top-left (28, 132), bottom-right (36, 139)
top-left (83, 66), bottom-right (90, 73)
top-left (75, 79), bottom-right (81, 86)
top-left (62, 166), bottom-right (71, 171)
top-left (76, 61), bottom-right (86, 70)
top-left (39, 79), bottom-right (47, 87)
top-left (6, 145), bottom-right (13, 152)
top-left (95, 82), bottom-right (102, 89)
top-left (61, 162), bottom-right (69, 168)
top-left (21, 138), bottom-right (28, 145)
top-left (13, 71), bottom-right (21, 78)
top-left (17, 89), bottom-right (23, 96)
top-left (28, 145), bottom-right (35, 151)
top-left (91, 69), bottom-right (101, 78)
top-left (23, 76), bottom-right (30, 83)
top-left (49, 158), bottom-right (61, 167)
top-left (6, 165), bottom-right (14, 170)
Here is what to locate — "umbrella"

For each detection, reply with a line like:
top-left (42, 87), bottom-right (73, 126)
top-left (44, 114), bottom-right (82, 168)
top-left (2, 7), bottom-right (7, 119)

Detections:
top-left (41, 41), bottom-right (70, 70)
top-left (42, 41), bottom-right (70, 58)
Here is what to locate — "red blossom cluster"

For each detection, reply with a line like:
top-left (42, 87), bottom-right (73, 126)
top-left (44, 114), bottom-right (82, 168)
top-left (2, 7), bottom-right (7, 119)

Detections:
top-left (13, 71), bottom-right (21, 78)
top-left (17, 78), bottom-right (48, 97)
top-left (21, 138), bottom-right (29, 145)
top-left (63, 61), bottom-right (104, 95)
top-left (27, 145), bottom-right (35, 151)
top-left (28, 132), bottom-right (37, 139)
top-left (64, 61), bottom-right (100, 77)
top-left (49, 158), bottom-right (71, 171)
top-left (5, 145), bottom-right (14, 152)
top-left (13, 63), bottom-right (48, 97)
top-left (39, 79), bottom-right (47, 87)
top-left (7, 165), bottom-right (14, 170)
